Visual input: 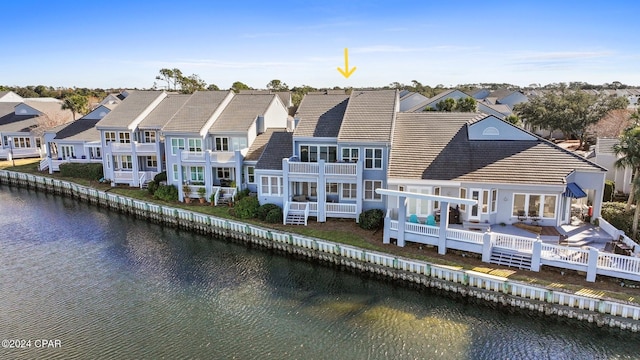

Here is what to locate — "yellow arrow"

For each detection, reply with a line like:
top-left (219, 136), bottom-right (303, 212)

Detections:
top-left (337, 48), bottom-right (356, 78)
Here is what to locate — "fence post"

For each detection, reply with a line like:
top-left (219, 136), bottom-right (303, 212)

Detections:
top-left (482, 232), bottom-right (492, 262)
top-left (586, 247), bottom-right (599, 282)
top-left (530, 237), bottom-right (542, 272)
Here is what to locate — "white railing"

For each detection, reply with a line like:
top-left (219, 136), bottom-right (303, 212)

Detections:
top-left (110, 142), bottom-right (156, 153)
top-left (598, 217), bottom-right (620, 238)
top-left (541, 243), bottom-right (589, 265)
top-left (210, 151), bottom-right (235, 164)
top-left (113, 171), bottom-right (134, 181)
top-left (39, 158), bottom-right (49, 171)
top-left (0, 147), bottom-right (41, 159)
top-left (135, 143), bottom-right (156, 153)
top-left (405, 222), bottom-right (439, 238)
top-left (493, 233), bottom-right (535, 252)
top-left (390, 219), bottom-right (398, 231)
top-left (288, 162), bottom-right (319, 174)
top-left (325, 202), bottom-right (357, 215)
top-left (325, 163), bottom-right (357, 176)
top-left (288, 202), bottom-right (308, 212)
top-left (3, 169), bottom-right (640, 328)
top-left (446, 228), bottom-right (484, 244)
top-left (308, 202), bottom-right (318, 213)
top-left (181, 151), bottom-right (206, 162)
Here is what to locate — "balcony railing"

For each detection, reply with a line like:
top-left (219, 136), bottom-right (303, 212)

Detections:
top-left (181, 151), bottom-right (235, 164)
top-left (288, 161), bottom-right (357, 176)
top-left (110, 142), bottom-right (157, 154)
top-left (325, 162), bottom-right (357, 176)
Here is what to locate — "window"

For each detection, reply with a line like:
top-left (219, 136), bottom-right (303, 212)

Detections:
top-left (247, 166), bottom-right (255, 184)
top-left (408, 187), bottom-right (431, 216)
top-left (189, 166), bottom-right (204, 183)
top-left (482, 190), bottom-right (489, 213)
top-left (171, 138), bottom-right (185, 155)
top-left (434, 187), bottom-right (441, 210)
top-left (143, 131), bottom-right (156, 143)
top-left (491, 189), bottom-right (497, 213)
top-left (341, 183), bottom-right (357, 199)
top-left (365, 148), bottom-right (383, 169)
top-left (326, 182), bottom-right (338, 195)
top-left (364, 180), bottom-right (382, 201)
top-left (512, 194), bottom-right (557, 218)
top-left (188, 138), bottom-right (202, 152)
top-left (89, 147), bottom-right (101, 159)
top-left (119, 155), bottom-right (132, 169)
top-left (105, 132), bottom-right (116, 143)
top-left (459, 188), bottom-right (467, 211)
top-left (217, 167), bottom-right (232, 179)
top-left (215, 137), bottom-right (229, 151)
top-left (341, 148), bottom-right (359, 163)
top-left (11, 137), bottom-right (31, 148)
top-left (173, 164), bottom-right (179, 181)
top-left (260, 176), bottom-right (282, 196)
top-left (60, 145), bottom-right (75, 159)
top-left (300, 145), bottom-right (337, 162)
top-left (146, 156), bottom-right (157, 168)
top-left (119, 132), bottom-right (131, 143)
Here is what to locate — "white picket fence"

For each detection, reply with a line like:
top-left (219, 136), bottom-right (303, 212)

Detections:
top-left (1, 169), bottom-right (640, 329)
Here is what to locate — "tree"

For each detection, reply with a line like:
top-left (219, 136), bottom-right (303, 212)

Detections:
top-left (515, 90), bottom-right (628, 149)
top-left (61, 94), bottom-right (89, 121)
top-left (155, 68), bottom-right (183, 91)
top-left (178, 74), bottom-right (207, 94)
top-left (266, 79), bottom-right (288, 91)
top-left (613, 125), bottom-right (640, 238)
top-left (207, 84), bottom-right (220, 91)
top-left (435, 98), bottom-right (456, 111)
top-left (454, 97), bottom-right (477, 112)
top-left (231, 81), bottom-right (251, 93)
top-left (505, 114), bottom-right (521, 126)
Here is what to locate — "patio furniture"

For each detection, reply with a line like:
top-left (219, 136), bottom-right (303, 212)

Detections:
top-left (425, 215), bottom-right (436, 226)
top-left (517, 210), bottom-right (526, 222)
top-left (529, 211), bottom-right (540, 225)
top-left (409, 214), bottom-right (419, 223)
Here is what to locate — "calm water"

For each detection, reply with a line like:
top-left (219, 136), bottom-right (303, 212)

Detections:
top-left (0, 186), bottom-right (639, 360)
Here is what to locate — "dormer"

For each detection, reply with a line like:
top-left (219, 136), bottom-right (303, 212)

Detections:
top-left (467, 115), bottom-right (536, 141)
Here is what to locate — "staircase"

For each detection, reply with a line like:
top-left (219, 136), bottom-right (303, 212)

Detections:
top-left (490, 248), bottom-right (532, 270)
top-left (285, 212), bottom-right (306, 225)
top-left (39, 158), bottom-right (49, 171)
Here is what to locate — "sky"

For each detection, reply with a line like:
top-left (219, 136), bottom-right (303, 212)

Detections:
top-left (2, 1), bottom-right (640, 90)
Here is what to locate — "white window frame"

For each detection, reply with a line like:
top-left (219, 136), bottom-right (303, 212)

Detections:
top-left (146, 156), bottom-right (157, 168)
top-left (119, 155), bottom-right (132, 170)
top-left (247, 166), bottom-right (255, 184)
top-left (364, 148), bottom-right (383, 169)
top-left (118, 132), bottom-right (131, 144)
top-left (459, 188), bottom-right (467, 212)
top-left (105, 131), bottom-right (116, 143)
top-left (433, 187), bottom-right (441, 210)
top-left (216, 167), bottom-right (233, 180)
top-left (173, 164), bottom-right (179, 181)
top-left (326, 182), bottom-right (338, 195)
top-left (341, 147), bottom-right (359, 163)
top-left (89, 146), bottom-right (101, 159)
top-left (171, 138), bottom-right (185, 155)
top-left (364, 180), bottom-right (382, 201)
top-left (482, 189), bottom-right (490, 214)
top-left (260, 176), bottom-right (282, 196)
top-left (512, 193), bottom-right (558, 219)
top-left (407, 187), bottom-right (431, 217)
top-left (491, 189), bottom-right (497, 213)
top-left (189, 166), bottom-right (204, 183)
top-left (341, 183), bottom-right (357, 200)
top-left (300, 145), bottom-right (338, 163)
top-left (60, 145), bottom-right (75, 159)
top-left (143, 131), bottom-right (156, 143)
top-left (188, 138), bottom-right (203, 152)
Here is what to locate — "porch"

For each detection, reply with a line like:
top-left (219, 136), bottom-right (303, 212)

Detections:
top-left (283, 200), bottom-right (358, 225)
top-left (113, 170), bottom-right (156, 188)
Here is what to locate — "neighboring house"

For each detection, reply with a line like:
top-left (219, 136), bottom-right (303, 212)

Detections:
top-left (163, 91), bottom-right (289, 202)
top-left (96, 90), bottom-right (169, 187)
top-left (592, 137), bottom-right (632, 194)
top-left (0, 91), bottom-right (24, 102)
top-left (256, 89), bottom-right (398, 224)
top-left (243, 127), bottom-right (287, 193)
top-left (384, 113), bottom-right (606, 236)
top-left (0, 99), bottom-right (72, 160)
top-left (405, 89), bottom-right (513, 119)
top-left (41, 103), bottom-right (117, 173)
top-left (399, 91), bottom-right (428, 112)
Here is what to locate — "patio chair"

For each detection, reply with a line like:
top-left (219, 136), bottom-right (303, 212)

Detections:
top-left (529, 211), bottom-right (540, 225)
top-left (517, 210), bottom-right (526, 222)
top-left (425, 215), bottom-right (436, 226)
top-left (409, 214), bottom-right (419, 223)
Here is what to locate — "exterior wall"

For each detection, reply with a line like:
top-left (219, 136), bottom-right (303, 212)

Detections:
top-left (247, 123), bottom-right (257, 150)
top-left (467, 116), bottom-right (536, 140)
top-left (497, 92), bottom-right (528, 108)
top-left (243, 162), bottom-right (258, 193)
top-left (261, 98), bottom-right (288, 133)
top-left (399, 93), bottom-right (428, 112)
top-left (83, 105), bottom-right (111, 120)
top-left (256, 169), bottom-right (285, 207)
top-left (164, 132), bottom-right (200, 187)
top-left (14, 103), bottom-right (41, 116)
top-left (594, 138), bottom-right (632, 194)
top-left (566, 170), bottom-right (607, 220)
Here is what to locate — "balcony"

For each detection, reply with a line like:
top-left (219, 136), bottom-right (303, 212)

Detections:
top-left (181, 151), bottom-right (236, 165)
top-left (109, 142), bottom-right (157, 154)
top-left (287, 161), bottom-right (357, 177)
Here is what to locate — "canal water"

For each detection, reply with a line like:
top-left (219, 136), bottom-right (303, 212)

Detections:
top-left (1, 186), bottom-right (638, 360)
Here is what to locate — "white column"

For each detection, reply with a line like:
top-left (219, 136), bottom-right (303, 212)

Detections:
top-left (318, 159), bottom-right (326, 222)
top-left (397, 195), bottom-right (407, 247)
top-left (586, 247), bottom-right (599, 282)
top-left (438, 201), bottom-right (449, 255)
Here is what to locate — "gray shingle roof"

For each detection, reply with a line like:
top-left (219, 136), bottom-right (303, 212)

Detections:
top-left (209, 94), bottom-right (276, 133)
top-left (0, 102), bottom-right (38, 132)
top-left (255, 131), bottom-right (293, 170)
top-left (138, 94), bottom-right (190, 129)
top-left (53, 119), bottom-right (101, 141)
top-left (97, 91), bottom-right (165, 128)
top-left (389, 113), bottom-right (604, 185)
top-left (293, 93), bottom-right (349, 138)
top-left (163, 91), bottom-right (231, 133)
top-left (338, 90), bottom-right (397, 143)
top-left (244, 127), bottom-right (286, 162)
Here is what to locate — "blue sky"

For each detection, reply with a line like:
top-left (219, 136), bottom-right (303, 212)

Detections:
top-left (2, 1), bottom-right (639, 90)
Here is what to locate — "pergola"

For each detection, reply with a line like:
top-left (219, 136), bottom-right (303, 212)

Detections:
top-left (375, 188), bottom-right (478, 253)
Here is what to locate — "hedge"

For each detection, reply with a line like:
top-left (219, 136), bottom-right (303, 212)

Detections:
top-left (59, 163), bottom-right (103, 180)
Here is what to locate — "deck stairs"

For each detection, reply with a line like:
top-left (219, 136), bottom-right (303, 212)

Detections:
top-left (285, 212), bottom-right (306, 225)
top-left (490, 248), bottom-right (532, 270)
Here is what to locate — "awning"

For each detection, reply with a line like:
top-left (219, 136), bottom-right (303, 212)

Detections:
top-left (563, 182), bottom-right (587, 198)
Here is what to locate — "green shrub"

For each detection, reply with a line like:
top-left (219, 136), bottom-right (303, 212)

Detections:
top-left (233, 196), bottom-right (260, 219)
top-left (59, 163), bottom-right (103, 180)
top-left (154, 184), bottom-right (178, 202)
top-left (257, 203), bottom-right (280, 221)
top-left (146, 180), bottom-right (158, 195)
top-left (235, 188), bottom-right (250, 202)
top-left (265, 207), bottom-right (283, 223)
top-left (601, 202), bottom-right (635, 237)
top-left (359, 208), bottom-right (384, 230)
top-left (603, 180), bottom-right (615, 202)
top-left (154, 171), bottom-right (167, 183)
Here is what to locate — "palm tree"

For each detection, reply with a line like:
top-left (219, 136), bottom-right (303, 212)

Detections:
top-left (613, 123), bottom-right (640, 238)
top-left (61, 94), bottom-right (89, 121)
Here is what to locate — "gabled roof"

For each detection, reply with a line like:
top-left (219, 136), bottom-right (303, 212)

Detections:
top-left (293, 93), bottom-right (349, 138)
top-left (163, 91), bottom-right (231, 133)
top-left (255, 131), bottom-right (293, 170)
top-left (23, 99), bottom-right (69, 118)
top-left (405, 89), bottom-right (468, 112)
top-left (244, 127), bottom-right (286, 162)
top-left (96, 91), bottom-right (165, 129)
top-left (138, 94), bottom-right (190, 129)
top-left (389, 112), bottom-right (604, 185)
top-left (338, 90), bottom-right (397, 143)
top-left (53, 119), bottom-right (101, 142)
top-left (0, 102), bottom-right (39, 133)
top-left (209, 94), bottom-right (276, 133)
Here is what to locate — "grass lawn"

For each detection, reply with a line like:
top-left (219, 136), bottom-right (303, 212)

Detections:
top-left (2, 158), bottom-right (640, 304)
